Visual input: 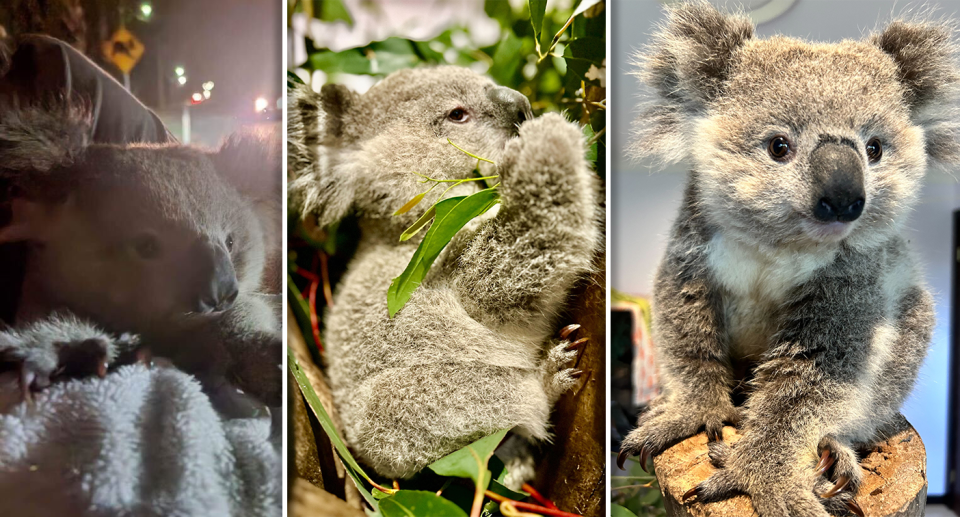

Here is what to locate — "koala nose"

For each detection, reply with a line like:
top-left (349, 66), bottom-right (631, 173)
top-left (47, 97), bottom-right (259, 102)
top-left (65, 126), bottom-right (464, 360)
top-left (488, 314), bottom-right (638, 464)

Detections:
top-left (196, 243), bottom-right (239, 314)
top-left (487, 86), bottom-right (533, 133)
top-left (809, 141), bottom-right (866, 223)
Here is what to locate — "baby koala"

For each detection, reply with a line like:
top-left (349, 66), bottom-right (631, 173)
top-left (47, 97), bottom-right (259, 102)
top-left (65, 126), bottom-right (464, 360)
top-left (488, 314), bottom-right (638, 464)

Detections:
top-left (289, 66), bottom-right (601, 483)
top-left (0, 101), bottom-right (282, 409)
top-left (618, 4), bottom-right (958, 517)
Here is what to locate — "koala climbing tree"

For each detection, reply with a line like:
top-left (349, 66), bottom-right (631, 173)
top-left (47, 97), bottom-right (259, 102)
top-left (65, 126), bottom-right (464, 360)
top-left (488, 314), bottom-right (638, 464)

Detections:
top-left (617, 4), bottom-right (960, 517)
top-left (0, 101), bottom-right (282, 410)
top-left (288, 66), bottom-right (601, 483)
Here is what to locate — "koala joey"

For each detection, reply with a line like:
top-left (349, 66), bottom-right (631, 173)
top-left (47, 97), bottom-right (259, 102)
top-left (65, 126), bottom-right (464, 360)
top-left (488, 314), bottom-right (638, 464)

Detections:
top-left (0, 101), bottom-right (282, 410)
top-left (617, 4), bottom-right (959, 517)
top-left (289, 66), bottom-right (601, 482)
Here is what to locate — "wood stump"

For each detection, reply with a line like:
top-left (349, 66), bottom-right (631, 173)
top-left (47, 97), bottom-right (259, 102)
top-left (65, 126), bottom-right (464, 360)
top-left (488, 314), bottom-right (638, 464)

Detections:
top-left (653, 421), bottom-right (927, 517)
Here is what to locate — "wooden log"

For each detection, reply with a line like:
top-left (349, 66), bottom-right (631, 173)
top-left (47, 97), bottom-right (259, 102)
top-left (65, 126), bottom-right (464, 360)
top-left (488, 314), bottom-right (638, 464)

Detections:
top-left (653, 420), bottom-right (926, 517)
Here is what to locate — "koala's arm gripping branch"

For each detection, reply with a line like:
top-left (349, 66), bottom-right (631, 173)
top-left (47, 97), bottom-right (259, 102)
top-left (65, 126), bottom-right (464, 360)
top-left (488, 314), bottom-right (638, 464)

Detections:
top-left (440, 113), bottom-right (599, 328)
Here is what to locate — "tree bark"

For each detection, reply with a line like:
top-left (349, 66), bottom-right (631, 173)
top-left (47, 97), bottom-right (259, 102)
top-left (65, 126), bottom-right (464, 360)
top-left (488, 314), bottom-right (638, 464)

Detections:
top-left (654, 420), bottom-right (926, 517)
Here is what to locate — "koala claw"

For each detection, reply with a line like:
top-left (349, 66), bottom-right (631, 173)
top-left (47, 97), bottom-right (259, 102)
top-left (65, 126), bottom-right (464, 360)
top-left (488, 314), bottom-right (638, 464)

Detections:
top-left (821, 476), bottom-right (850, 499)
top-left (569, 369), bottom-right (584, 379)
top-left (845, 499), bottom-right (865, 517)
top-left (565, 337), bottom-right (588, 351)
top-left (814, 449), bottom-right (835, 477)
top-left (618, 443), bottom-right (652, 472)
top-left (558, 323), bottom-right (581, 340)
top-left (682, 486), bottom-right (700, 502)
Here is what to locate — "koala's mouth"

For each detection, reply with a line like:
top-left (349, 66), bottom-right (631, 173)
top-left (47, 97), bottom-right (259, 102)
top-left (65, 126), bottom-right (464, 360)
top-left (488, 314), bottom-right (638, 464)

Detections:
top-left (798, 215), bottom-right (855, 243)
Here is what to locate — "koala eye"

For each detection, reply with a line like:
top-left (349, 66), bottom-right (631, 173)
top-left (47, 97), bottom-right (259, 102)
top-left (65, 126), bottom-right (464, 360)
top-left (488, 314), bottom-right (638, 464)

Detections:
top-left (225, 234), bottom-right (235, 252)
top-left (866, 138), bottom-right (883, 163)
top-left (767, 135), bottom-right (793, 162)
top-left (132, 233), bottom-right (162, 260)
top-left (448, 108), bottom-right (469, 123)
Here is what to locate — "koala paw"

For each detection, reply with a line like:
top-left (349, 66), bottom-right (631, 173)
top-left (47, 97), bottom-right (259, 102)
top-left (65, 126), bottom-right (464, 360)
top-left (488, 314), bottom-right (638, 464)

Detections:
top-left (499, 113), bottom-right (586, 187)
top-left (16, 333), bottom-right (122, 402)
top-left (617, 396), bottom-right (741, 471)
top-left (812, 437), bottom-right (864, 516)
top-left (540, 323), bottom-right (588, 404)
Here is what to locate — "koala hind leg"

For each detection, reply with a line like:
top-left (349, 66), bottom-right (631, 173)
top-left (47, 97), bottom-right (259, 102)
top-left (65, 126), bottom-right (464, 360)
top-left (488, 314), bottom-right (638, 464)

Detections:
top-left (343, 362), bottom-right (554, 480)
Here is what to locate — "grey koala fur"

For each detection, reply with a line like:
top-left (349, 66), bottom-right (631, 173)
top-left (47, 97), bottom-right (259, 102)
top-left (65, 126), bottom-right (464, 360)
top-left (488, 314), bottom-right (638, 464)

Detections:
top-left (288, 66), bottom-right (601, 480)
top-left (0, 100), bottom-right (282, 409)
top-left (618, 3), bottom-right (956, 517)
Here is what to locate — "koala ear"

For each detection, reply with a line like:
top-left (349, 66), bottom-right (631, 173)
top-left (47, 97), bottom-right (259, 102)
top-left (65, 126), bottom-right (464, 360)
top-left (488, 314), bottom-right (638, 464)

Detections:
top-left (287, 80), bottom-right (358, 227)
top-left (629, 2), bottom-right (753, 163)
top-left (212, 128), bottom-right (282, 203)
top-left (0, 101), bottom-right (90, 175)
top-left (873, 20), bottom-right (960, 166)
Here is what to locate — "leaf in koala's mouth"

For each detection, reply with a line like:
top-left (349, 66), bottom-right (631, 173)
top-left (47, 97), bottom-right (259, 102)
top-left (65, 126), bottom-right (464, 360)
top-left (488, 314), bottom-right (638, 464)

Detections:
top-left (393, 192), bottom-right (427, 216)
top-left (387, 187), bottom-right (500, 318)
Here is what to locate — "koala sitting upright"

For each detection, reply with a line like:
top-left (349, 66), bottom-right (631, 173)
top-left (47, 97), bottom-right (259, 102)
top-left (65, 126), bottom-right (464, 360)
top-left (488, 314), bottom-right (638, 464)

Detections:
top-left (289, 66), bottom-right (600, 481)
top-left (618, 4), bottom-right (958, 517)
top-left (0, 101), bottom-right (282, 409)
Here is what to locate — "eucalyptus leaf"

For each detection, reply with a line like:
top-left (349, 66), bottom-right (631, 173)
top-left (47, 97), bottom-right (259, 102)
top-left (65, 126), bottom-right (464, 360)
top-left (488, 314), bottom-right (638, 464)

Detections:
top-left (611, 504), bottom-right (640, 517)
top-left (399, 205), bottom-right (437, 242)
top-left (428, 429), bottom-right (509, 481)
top-left (529, 0), bottom-right (548, 50)
top-left (379, 491), bottom-right (469, 517)
top-left (388, 188), bottom-right (500, 317)
top-left (571, 0), bottom-right (603, 19)
top-left (317, 0), bottom-right (353, 25)
top-left (287, 275), bottom-right (317, 353)
top-left (288, 347), bottom-right (381, 507)
top-left (394, 192), bottom-right (426, 216)
top-left (488, 455), bottom-right (529, 500)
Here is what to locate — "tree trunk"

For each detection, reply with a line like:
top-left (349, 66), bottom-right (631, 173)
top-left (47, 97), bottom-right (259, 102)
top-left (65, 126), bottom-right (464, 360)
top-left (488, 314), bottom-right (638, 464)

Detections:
top-left (654, 419), bottom-right (926, 517)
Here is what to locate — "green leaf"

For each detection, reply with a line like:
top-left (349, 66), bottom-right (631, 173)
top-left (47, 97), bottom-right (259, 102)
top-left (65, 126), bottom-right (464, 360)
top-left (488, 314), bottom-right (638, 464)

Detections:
top-left (288, 347), bottom-right (382, 507)
top-left (528, 0), bottom-right (548, 51)
top-left (428, 429), bottom-right (509, 484)
top-left (309, 49), bottom-right (371, 75)
top-left (399, 205), bottom-right (436, 242)
top-left (379, 491), bottom-right (468, 517)
top-left (572, 0), bottom-right (603, 19)
top-left (611, 504), bottom-right (640, 517)
top-left (287, 275), bottom-right (317, 353)
top-left (387, 188), bottom-right (500, 317)
top-left (286, 70), bottom-right (305, 88)
top-left (393, 192), bottom-right (426, 216)
top-left (317, 0), bottom-right (353, 25)
top-left (583, 124), bottom-right (597, 164)
top-left (488, 32), bottom-right (523, 87)
top-left (488, 456), bottom-right (529, 500)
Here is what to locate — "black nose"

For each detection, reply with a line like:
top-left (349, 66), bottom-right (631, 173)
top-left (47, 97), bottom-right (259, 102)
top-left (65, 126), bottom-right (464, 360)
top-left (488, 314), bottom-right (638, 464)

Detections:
top-left (196, 243), bottom-right (239, 314)
top-left (809, 141), bottom-right (866, 223)
top-left (486, 86), bottom-right (533, 133)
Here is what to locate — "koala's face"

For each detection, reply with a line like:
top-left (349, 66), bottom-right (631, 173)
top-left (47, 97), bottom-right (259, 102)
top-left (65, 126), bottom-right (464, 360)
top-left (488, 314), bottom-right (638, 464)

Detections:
top-left (321, 66), bottom-right (532, 224)
top-left (23, 147), bottom-right (265, 333)
top-left (694, 39), bottom-right (926, 249)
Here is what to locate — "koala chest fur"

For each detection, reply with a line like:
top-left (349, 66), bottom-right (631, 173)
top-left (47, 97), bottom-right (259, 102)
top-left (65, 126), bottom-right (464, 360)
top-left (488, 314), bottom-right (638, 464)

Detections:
top-left (705, 234), bottom-right (838, 361)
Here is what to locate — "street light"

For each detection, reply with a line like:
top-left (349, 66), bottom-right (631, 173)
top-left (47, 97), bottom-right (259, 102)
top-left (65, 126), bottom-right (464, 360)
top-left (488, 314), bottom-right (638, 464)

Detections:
top-left (177, 76), bottom-right (187, 86)
top-left (174, 66), bottom-right (185, 77)
top-left (139, 3), bottom-right (153, 20)
top-left (202, 81), bottom-right (215, 91)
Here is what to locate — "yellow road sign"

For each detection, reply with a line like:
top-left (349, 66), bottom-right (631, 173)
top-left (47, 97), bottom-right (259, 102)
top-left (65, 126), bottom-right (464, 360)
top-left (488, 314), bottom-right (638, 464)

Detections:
top-left (102, 28), bottom-right (144, 75)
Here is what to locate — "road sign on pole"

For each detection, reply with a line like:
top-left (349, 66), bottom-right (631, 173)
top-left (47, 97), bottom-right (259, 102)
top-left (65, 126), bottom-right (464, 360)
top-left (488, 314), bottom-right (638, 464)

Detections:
top-left (102, 28), bottom-right (145, 86)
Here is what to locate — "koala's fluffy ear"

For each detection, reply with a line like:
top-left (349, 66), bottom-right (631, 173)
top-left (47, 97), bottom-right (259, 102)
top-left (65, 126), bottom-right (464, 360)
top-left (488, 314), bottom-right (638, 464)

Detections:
top-left (629, 2), bottom-right (753, 163)
top-left (872, 19), bottom-right (960, 166)
top-left (0, 101), bottom-right (90, 175)
top-left (213, 128), bottom-right (282, 203)
top-left (287, 80), bottom-right (358, 227)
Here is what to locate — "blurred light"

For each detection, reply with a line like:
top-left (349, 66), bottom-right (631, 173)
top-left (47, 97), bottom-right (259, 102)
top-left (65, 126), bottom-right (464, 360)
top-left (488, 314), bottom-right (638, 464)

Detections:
top-left (202, 81), bottom-right (215, 91)
top-left (177, 76), bottom-right (187, 86)
top-left (202, 90), bottom-right (211, 100)
top-left (174, 66), bottom-right (185, 77)
top-left (140, 3), bottom-right (153, 19)
top-left (191, 93), bottom-right (203, 104)
top-left (254, 97), bottom-right (268, 112)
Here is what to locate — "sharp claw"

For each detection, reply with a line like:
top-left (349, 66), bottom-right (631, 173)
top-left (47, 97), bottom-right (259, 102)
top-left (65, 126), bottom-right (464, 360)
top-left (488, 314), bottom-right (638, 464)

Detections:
top-left (640, 444), bottom-right (651, 473)
top-left (97, 361), bottom-right (108, 378)
top-left (846, 499), bottom-right (864, 517)
top-left (565, 337), bottom-right (589, 351)
top-left (559, 324), bottom-right (581, 339)
top-left (708, 428), bottom-right (721, 442)
top-left (682, 486), bottom-right (700, 503)
top-left (570, 369), bottom-right (583, 379)
top-left (815, 450), bottom-right (835, 477)
top-left (822, 476), bottom-right (850, 499)
top-left (616, 449), bottom-right (630, 470)
top-left (136, 347), bottom-right (153, 369)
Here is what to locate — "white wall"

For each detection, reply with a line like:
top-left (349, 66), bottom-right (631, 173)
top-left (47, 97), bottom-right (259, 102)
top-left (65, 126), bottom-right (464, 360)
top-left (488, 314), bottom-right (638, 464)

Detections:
top-left (611, 0), bottom-right (960, 495)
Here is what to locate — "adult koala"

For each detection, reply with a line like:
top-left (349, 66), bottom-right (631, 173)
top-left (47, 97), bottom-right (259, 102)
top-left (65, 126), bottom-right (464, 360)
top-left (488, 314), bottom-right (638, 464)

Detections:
top-left (289, 66), bottom-right (601, 482)
top-left (618, 3), bottom-right (959, 517)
